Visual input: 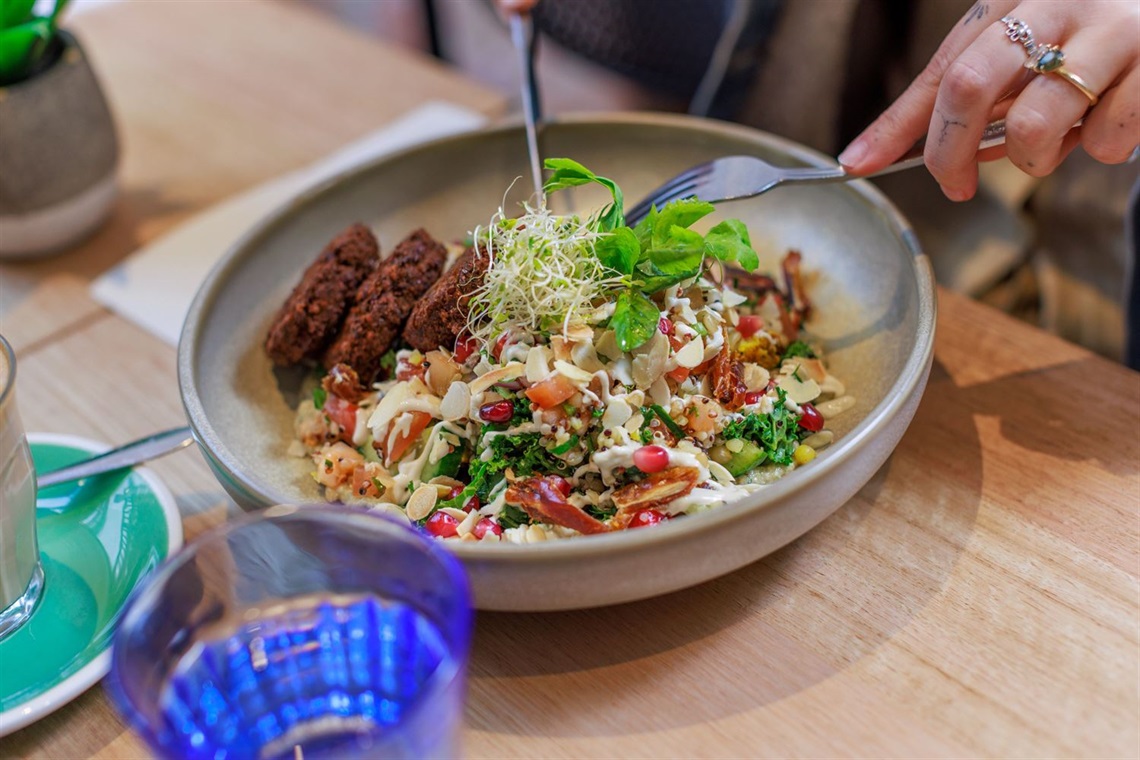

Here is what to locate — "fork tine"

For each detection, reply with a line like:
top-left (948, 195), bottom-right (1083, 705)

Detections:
top-left (625, 181), bottom-right (700, 225)
top-left (624, 162), bottom-right (716, 225)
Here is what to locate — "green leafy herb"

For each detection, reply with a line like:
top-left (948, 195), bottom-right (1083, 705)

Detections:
top-left (543, 158), bottom-right (624, 231)
top-left (792, 365), bottom-right (804, 382)
top-left (611, 289), bottom-right (661, 352)
top-left (704, 219), bottom-right (760, 271)
top-left (783, 340), bottom-right (817, 359)
top-left (720, 389), bottom-right (802, 466)
top-left (499, 504), bottom-right (531, 529)
top-left (312, 386), bottom-right (327, 409)
top-left (647, 404), bottom-right (686, 439)
top-left (379, 349), bottom-right (398, 376)
top-left (594, 226), bottom-right (639, 275)
top-left (592, 406), bottom-right (605, 418)
top-left (551, 434), bottom-right (579, 455)
top-left (585, 503), bottom-right (617, 521)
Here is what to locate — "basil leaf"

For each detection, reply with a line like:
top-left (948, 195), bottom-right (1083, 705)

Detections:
top-left (704, 219), bottom-right (759, 271)
top-left (312, 387), bottom-right (327, 409)
top-left (611, 289), bottom-right (661, 352)
top-left (652, 198), bottom-right (715, 248)
top-left (543, 157), bottom-right (625, 231)
top-left (594, 227), bottom-right (639, 275)
top-left (633, 205), bottom-right (658, 253)
top-left (646, 225), bottom-right (705, 276)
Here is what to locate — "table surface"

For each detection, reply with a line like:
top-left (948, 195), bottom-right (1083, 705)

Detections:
top-left (3, 1), bottom-right (1138, 758)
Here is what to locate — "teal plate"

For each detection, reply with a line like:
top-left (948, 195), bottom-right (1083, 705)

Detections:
top-left (0, 434), bottom-right (182, 736)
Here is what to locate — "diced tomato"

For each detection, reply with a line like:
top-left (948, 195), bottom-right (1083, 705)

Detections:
top-left (633, 445), bottom-right (670, 473)
top-left (350, 465), bottom-right (384, 499)
top-left (744, 390), bottom-right (765, 405)
top-left (453, 334), bottom-right (479, 363)
top-left (381, 411), bottom-right (432, 463)
top-left (323, 395), bottom-right (358, 441)
top-left (425, 511), bottom-right (459, 538)
top-left (524, 374), bottom-right (577, 408)
top-left (737, 315), bottom-right (764, 338)
top-left (666, 366), bottom-right (690, 383)
top-left (627, 509), bottom-right (669, 529)
top-left (798, 403), bottom-right (824, 433)
top-left (395, 358), bottom-right (426, 382)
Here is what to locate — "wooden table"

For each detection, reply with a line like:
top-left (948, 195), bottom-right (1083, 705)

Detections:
top-left (3, 1), bottom-right (1138, 757)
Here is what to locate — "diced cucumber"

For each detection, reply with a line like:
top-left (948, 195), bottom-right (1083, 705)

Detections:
top-left (710, 439), bottom-right (766, 477)
top-left (422, 447), bottom-right (463, 480)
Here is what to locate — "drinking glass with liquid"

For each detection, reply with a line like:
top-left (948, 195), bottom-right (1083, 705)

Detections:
top-left (0, 334), bottom-right (43, 640)
top-left (107, 505), bottom-right (472, 759)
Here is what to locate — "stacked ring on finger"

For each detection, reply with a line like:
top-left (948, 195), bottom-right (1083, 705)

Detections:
top-left (1000, 16), bottom-right (1036, 54)
top-left (1000, 15), bottom-right (1100, 107)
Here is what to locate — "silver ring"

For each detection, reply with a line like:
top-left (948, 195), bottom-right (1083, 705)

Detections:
top-left (1001, 15), bottom-right (1037, 55)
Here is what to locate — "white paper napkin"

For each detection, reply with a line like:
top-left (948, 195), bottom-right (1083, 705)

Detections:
top-left (91, 101), bottom-right (488, 345)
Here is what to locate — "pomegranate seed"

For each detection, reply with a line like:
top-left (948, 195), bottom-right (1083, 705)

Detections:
top-left (425, 511), bottom-right (459, 538)
top-left (658, 317), bottom-right (674, 335)
top-left (549, 475), bottom-right (572, 498)
top-left (737, 315), bottom-right (764, 338)
top-left (479, 400), bottom-right (515, 423)
top-left (744, 390), bottom-right (765, 405)
top-left (798, 403), bottom-right (824, 432)
top-left (474, 518), bottom-right (502, 539)
top-left (633, 445), bottom-right (670, 473)
top-left (628, 509), bottom-right (669, 528)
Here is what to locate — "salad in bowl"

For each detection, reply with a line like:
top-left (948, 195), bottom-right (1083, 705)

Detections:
top-left (265, 159), bottom-right (854, 543)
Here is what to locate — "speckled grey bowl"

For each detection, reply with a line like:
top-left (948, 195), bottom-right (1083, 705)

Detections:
top-left (179, 113), bottom-right (935, 611)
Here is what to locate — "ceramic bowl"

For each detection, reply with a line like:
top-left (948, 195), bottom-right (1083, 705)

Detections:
top-left (179, 113), bottom-right (936, 611)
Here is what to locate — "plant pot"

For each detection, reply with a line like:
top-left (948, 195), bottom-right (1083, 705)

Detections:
top-left (0, 30), bottom-right (119, 259)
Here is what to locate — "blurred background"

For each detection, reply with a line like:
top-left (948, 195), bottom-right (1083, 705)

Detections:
top-left (294, 0), bottom-right (1138, 366)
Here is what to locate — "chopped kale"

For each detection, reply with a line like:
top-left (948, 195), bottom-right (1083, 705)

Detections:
top-left (783, 340), bottom-right (816, 359)
top-left (585, 503), bottom-right (617, 521)
top-left (720, 389), bottom-right (802, 466)
top-left (499, 504), bottom-right (531, 529)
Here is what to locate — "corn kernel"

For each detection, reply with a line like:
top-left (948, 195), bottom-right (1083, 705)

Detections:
top-left (793, 444), bottom-right (816, 466)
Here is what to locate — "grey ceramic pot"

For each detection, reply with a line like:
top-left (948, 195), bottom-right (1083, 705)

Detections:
top-left (0, 30), bottom-right (118, 259)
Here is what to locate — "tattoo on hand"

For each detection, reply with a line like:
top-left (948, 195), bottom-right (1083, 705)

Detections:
top-left (962, 2), bottom-right (989, 26)
top-left (938, 114), bottom-right (967, 145)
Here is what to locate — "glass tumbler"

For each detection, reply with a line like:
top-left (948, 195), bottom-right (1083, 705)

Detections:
top-left (0, 333), bottom-right (42, 640)
top-left (107, 505), bottom-right (472, 759)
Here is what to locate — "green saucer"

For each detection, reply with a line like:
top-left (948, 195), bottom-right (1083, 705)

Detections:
top-left (0, 434), bottom-right (182, 736)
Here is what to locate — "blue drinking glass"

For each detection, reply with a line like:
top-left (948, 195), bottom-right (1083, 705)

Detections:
top-left (106, 505), bottom-right (472, 759)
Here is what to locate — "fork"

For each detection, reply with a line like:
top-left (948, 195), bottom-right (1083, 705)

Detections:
top-left (624, 119), bottom-right (1010, 226)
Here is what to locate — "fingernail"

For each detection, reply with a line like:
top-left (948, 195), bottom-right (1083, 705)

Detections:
top-left (838, 139), bottom-right (867, 169)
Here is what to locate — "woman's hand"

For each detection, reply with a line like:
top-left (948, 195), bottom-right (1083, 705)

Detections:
top-left (838, 0), bottom-right (1140, 201)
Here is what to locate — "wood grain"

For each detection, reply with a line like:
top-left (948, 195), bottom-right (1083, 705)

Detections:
top-left (3, 2), bottom-right (1138, 758)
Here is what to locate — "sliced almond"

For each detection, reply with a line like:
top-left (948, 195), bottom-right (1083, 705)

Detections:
top-left (439, 381), bottom-right (471, 421)
top-left (594, 329), bottom-right (622, 361)
top-left (525, 345), bottom-right (553, 384)
top-left (674, 336), bottom-right (705, 368)
top-left (405, 484), bottom-right (439, 521)
top-left (469, 362), bottom-right (525, 394)
top-left (601, 397), bottom-right (633, 429)
top-left (554, 359), bottom-right (595, 386)
top-left (571, 340), bottom-right (606, 373)
top-left (776, 373), bottom-right (821, 404)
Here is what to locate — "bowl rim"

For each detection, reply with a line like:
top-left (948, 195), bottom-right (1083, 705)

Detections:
top-left (179, 111), bottom-right (936, 563)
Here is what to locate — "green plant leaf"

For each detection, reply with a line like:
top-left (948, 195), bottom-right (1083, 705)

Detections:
top-left (646, 225), bottom-right (704, 276)
top-left (651, 198), bottom-right (715, 248)
top-left (632, 204), bottom-right (657, 253)
top-left (593, 226), bottom-right (639, 275)
top-left (0, 18), bottom-right (50, 81)
top-left (1, 0), bottom-right (36, 28)
top-left (611, 289), bottom-right (660, 352)
top-left (543, 157), bottom-right (624, 231)
top-left (704, 219), bottom-right (760, 271)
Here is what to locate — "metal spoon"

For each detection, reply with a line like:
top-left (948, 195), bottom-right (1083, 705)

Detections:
top-left (36, 426), bottom-right (194, 492)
